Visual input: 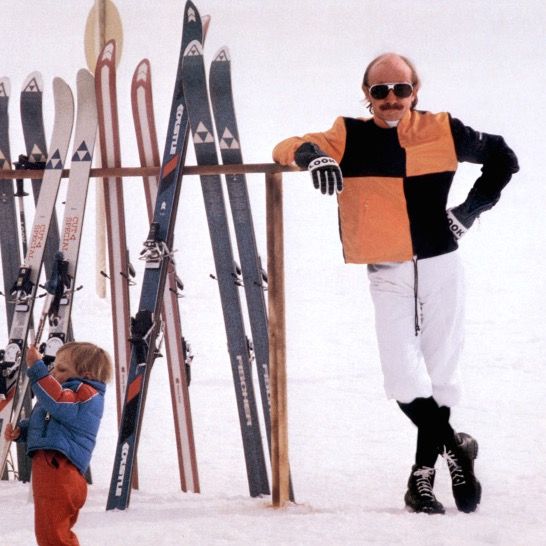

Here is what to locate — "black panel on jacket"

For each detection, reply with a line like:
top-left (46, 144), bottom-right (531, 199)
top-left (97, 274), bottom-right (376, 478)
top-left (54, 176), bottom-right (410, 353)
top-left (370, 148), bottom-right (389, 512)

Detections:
top-left (404, 172), bottom-right (459, 259)
top-left (340, 118), bottom-right (406, 178)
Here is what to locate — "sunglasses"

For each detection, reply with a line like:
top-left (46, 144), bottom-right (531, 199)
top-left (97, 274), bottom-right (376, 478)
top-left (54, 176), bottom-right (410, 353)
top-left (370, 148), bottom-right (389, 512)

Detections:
top-left (368, 82), bottom-right (414, 100)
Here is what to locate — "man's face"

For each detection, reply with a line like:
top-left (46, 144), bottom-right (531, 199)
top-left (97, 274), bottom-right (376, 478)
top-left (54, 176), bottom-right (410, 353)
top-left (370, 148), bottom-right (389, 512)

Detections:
top-left (364, 55), bottom-right (417, 128)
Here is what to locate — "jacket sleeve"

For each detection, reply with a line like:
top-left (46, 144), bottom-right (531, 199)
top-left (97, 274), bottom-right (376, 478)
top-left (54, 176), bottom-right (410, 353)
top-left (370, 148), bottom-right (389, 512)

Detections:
top-left (272, 116), bottom-right (347, 165)
top-left (27, 360), bottom-right (99, 424)
top-left (450, 116), bottom-right (519, 202)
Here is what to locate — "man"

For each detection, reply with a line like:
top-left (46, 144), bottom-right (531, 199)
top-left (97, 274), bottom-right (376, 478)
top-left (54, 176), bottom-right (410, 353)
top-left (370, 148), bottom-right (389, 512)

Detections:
top-left (272, 53), bottom-right (519, 514)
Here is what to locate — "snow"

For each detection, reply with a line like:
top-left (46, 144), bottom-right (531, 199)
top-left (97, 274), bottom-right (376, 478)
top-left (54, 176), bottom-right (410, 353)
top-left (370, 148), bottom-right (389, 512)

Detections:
top-left (1, 0), bottom-right (546, 544)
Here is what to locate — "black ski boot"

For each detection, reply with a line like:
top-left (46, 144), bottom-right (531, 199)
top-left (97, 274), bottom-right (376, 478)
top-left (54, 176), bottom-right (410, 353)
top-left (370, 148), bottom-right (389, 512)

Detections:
top-left (404, 465), bottom-right (445, 514)
top-left (443, 432), bottom-right (482, 513)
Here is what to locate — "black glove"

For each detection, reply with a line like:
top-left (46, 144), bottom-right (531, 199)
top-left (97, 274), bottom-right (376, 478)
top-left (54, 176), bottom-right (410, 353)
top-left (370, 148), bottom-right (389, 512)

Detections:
top-left (447, 189), bottom-right (500, 239)
top-left (294, 142), bottom-right (343, 195)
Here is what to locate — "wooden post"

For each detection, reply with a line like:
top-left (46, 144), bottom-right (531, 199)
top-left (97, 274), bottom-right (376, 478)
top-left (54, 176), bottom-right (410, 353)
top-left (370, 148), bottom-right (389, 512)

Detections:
top-left (266, 171), bottom-right (290, 507)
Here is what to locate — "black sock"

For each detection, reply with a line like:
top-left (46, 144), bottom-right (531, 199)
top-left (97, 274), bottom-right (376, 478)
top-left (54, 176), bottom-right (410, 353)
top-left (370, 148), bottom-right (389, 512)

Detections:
top-left (398, 397), bottom-right (455, 468)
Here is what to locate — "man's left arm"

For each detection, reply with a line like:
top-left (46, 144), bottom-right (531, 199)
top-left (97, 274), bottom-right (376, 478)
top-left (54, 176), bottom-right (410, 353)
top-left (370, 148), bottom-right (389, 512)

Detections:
top-left (447, 116), bottom-right (520, 237)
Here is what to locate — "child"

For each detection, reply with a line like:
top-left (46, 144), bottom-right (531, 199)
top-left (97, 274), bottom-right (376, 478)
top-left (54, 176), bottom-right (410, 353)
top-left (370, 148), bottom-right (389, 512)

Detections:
top-left (4, 341), bottom-right (112, 545)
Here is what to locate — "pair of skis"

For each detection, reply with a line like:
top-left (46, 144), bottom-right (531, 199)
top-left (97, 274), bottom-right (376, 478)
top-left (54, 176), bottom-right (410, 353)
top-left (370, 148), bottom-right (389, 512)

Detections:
top-left (209, 47), bottom-right (294, 502)
top-left (0, 69), bottom-right (98, 477)
top-left (183, 40), bottom-right (272, 496)
top-left (106, 1), bottom-right (204, 510)
top-left (95, 37), bottom-right (199, 493)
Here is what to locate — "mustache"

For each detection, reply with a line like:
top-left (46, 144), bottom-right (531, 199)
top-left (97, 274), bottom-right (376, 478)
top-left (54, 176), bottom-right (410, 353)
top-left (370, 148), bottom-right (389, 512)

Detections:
top-left (379, 103), bottom-right (404, 111)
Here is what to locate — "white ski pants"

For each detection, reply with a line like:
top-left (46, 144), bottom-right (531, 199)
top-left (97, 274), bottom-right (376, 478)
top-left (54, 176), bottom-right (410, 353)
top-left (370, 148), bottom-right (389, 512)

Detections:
top-left (367, 251), bottom-right (465, 407)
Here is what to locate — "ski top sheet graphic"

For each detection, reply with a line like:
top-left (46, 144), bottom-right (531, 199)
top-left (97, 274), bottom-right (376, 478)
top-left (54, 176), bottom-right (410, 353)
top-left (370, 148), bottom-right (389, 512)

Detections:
top-left (0, 76), bottom-right (74, 477)
top-left (42, 68), bottom-right (97, 360)
top-left (131, 57), bottom-right (199, 493)
top-left (182, 38), bottom-right (269, 497)
top-left (107, 1), bottom-right (202, 511)
top-left (95, 39), bottom-right (132, 424)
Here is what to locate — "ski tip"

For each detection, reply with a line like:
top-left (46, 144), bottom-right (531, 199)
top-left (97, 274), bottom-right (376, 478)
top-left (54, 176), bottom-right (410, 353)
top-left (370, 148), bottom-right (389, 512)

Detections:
top-left (184, 0), bottom-right (203, 32)
top-left (52, 77), bottom-right (73, 102)
top-left (76, 67), bottom-right (95, 86)
top-left (202, 14), bottom-right (211, 35)
top-left (212, 47), bottom-right (230, 64)
top-left (98, 39), bottom-right (117, 65)
top-left (0, 77), bottom-right (9, 98)
top-left (132, 58), bottom-right (151, 86)
top-left (185, 0), bottom-right (200, 18)
top-left (21, 71), bottom-right (43, 94)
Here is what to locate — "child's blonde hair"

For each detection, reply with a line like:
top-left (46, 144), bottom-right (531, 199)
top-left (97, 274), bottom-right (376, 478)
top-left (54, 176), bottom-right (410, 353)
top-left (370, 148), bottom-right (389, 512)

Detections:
top-left (56, 342), bottom-right (113, 383)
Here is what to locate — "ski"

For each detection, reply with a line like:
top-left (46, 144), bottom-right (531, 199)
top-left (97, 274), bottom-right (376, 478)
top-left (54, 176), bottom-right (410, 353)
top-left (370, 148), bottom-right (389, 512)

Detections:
top-left (106, 0), bottom-right (202, 510)
top-left (20, 71), bottom-right (74, 343)
top-left (0, 77), bottom-right (22, 334)
top-left (95, 40), bottom-right (133, 428)
top-left (209, 47), bottom-right (295, 501)
top-left (0, 76), bottom-right (74, 477)
top-left (183, 37), bottom-right (269, 496)
top-left (41, 68), bottom-right (97, 362)
top-left (20, 73), bottom-right (62, 279)
top-left (17, 72), bottom-right (71, 481)
top-left (131, 58), bottom-right (199, 493)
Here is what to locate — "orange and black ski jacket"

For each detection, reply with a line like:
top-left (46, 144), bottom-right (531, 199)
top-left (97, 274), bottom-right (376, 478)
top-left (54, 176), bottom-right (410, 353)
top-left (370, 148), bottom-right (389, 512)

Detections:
top-left (273, 110), bottom-right (519, 264)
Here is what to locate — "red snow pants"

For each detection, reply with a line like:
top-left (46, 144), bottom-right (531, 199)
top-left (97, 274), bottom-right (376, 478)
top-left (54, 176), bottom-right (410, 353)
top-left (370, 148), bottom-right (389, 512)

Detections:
top-left (32, 450), bottom-right (87, 546)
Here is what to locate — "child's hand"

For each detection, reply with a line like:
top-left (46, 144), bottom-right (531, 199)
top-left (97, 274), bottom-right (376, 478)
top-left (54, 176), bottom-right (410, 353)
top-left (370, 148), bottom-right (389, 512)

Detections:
top-left (26, 345), bottom-right (42, 367)
top-left (4, 423), bottom-right (21, 441)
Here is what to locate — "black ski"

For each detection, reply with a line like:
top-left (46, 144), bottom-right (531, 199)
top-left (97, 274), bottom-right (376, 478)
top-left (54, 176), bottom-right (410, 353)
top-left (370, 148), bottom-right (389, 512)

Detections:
top-left (106, 0), bottom-right (202, 510)
top-left (183, 37), bottom-right (269, 497)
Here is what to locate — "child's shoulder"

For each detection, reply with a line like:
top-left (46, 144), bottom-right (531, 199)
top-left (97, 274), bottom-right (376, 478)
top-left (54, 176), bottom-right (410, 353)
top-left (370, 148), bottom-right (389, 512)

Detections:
top-left (73, 379), bottom-right (105, 401)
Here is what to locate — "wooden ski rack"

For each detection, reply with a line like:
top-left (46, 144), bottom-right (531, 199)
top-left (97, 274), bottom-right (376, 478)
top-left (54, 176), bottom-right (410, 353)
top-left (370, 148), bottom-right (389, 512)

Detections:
top-left (0, 161), bottom-right (296, 506)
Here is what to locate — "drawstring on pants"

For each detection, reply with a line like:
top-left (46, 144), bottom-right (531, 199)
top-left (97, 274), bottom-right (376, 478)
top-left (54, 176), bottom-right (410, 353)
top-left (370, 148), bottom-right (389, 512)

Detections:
top-left (413, 256), bottom-right (420, 336)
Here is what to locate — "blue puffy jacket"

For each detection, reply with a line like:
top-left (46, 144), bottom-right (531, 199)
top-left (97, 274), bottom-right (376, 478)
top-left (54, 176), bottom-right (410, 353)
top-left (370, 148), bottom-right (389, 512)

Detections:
top-left (17, 360), bottom-right (106, 474)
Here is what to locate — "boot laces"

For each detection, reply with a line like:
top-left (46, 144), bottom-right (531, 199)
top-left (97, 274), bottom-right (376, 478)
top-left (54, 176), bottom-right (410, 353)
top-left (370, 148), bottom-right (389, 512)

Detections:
top-left (413, 467), bottom-right (435, 499)
top-left (444, 449), bottom-right (466, 486)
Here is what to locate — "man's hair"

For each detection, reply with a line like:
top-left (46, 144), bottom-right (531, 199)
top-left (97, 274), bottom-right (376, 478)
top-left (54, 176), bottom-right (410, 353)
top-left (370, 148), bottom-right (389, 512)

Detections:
top-left (362, 53), bottom-right (420, 111)
top-left (56, 341), bottom-right (113, 383)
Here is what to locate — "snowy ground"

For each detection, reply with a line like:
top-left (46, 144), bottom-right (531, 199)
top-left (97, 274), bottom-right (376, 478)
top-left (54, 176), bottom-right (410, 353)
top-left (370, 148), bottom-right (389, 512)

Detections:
top-left (1, 1), bottom-right (546, 544)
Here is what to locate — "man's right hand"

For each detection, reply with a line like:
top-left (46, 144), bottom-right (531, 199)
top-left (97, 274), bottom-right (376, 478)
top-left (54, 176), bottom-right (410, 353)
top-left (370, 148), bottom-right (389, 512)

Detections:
top-left (294, 142), bottom-right (343, 195)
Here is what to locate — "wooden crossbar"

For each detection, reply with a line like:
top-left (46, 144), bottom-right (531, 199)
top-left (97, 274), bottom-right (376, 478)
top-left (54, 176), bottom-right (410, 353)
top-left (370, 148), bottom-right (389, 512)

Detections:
top-left (0, 163), bottom-right (300, 179)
